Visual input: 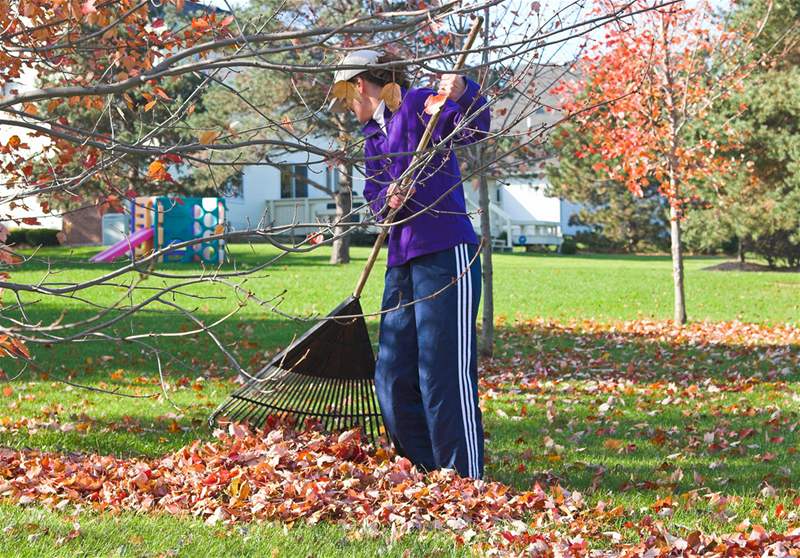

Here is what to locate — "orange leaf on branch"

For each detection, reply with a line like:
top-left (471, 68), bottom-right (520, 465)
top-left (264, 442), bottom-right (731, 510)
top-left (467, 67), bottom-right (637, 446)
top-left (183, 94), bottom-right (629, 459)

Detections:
top-left (198, 130), bottom-right (220, 145)
top-left (192, 18), bottom-right (211, 32)
top-left (331, 81), bottom-right (360, 106)
top-left (153, 87), bottom-right (172, 101)
top-left (280, 116), bottom-right (295, 133)
top-left (379, 83), bottom-right (402, 112)
top-left (424, 93), bottom-right (448, 116)
top-left (148, 160), bottom-right (168, 181)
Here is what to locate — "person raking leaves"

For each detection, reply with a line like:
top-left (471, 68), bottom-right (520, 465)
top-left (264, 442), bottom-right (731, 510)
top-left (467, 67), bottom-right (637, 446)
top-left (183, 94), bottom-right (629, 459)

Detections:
top-left (328, 47), bottom-right (491, 479)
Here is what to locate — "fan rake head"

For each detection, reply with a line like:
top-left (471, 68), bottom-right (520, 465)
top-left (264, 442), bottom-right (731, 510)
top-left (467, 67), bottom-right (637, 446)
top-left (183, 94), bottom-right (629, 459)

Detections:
top-left (209, 296), bottom-right (384, 443)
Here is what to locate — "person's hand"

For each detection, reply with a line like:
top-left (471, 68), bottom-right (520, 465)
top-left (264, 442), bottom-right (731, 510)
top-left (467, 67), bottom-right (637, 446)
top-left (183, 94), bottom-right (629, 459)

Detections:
top-left (387, 183), bottom-right (415, 209)
top-left (438, 74), bottom-right (466, 102)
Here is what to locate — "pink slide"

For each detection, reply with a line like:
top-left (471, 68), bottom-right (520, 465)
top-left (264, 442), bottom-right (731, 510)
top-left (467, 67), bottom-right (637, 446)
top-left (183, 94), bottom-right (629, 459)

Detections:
top-left (90, 227), bottom-right (154, 263)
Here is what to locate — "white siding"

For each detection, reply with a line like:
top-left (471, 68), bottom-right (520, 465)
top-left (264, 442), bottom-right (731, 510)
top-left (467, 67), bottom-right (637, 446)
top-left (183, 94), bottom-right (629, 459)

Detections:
top-left (224, 164), bottom-right (280, 231)
top-left (501, 178), bottom-right (561, 223)
top-left (0, 67), bottom-right (62, 230)
top-left (226, 140), bottom-right (332, 231)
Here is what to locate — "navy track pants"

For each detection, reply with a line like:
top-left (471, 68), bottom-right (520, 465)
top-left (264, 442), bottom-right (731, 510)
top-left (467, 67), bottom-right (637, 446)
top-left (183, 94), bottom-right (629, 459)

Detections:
top-left (374, 242), bottom-right (484, 479)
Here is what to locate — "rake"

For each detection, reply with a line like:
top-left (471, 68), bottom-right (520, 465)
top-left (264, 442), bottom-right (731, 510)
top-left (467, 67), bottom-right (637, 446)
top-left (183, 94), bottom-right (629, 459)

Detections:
top-left (209, 17), bottom-right (485, 443)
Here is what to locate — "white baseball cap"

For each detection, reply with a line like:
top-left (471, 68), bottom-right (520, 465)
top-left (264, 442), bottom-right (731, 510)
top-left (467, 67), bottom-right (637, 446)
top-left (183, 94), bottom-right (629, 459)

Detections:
top-left (328, 49), bottom-right (381, 112)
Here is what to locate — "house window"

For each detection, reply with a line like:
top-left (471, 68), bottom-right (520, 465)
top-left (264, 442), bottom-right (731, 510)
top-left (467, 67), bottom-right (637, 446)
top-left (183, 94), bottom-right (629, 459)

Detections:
top-left (221, 170), bottom-right (244, 199)
top-left (280, 164), bottom-right (308, 198)
top-left (495, 188), bottom-right (502, 203)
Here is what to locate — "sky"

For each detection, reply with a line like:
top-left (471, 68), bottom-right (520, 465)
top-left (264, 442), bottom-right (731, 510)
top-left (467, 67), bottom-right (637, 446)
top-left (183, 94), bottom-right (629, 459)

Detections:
top-left (201, 0), bottom-right (596, 63)
top-left (204, 0), bottom-right (250, 9)
top-left (200, 0), bottom-right (732, 64)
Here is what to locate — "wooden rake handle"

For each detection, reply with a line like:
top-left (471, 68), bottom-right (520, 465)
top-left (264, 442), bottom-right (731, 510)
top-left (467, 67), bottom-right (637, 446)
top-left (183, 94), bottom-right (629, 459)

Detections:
top-left (353, 15), bottom-right (484, 298)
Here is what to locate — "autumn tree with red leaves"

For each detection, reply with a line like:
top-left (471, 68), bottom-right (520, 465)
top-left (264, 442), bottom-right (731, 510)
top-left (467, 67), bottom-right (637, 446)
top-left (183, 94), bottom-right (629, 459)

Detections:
top-left (556, 0), bottom-right (764, 324)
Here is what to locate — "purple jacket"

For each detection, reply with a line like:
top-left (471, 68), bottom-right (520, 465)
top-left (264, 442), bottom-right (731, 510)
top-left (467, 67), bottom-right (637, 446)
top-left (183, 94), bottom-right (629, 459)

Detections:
top-left (361, 78), bottom-right (491, 267)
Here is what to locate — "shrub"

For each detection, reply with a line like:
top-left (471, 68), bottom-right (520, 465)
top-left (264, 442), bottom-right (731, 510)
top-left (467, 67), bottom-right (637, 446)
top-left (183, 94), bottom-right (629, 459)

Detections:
top-left (572, 230), bottom-right (623, 253)
top-left (6, 229), bottom-right (27, 246)
top-left (6, 228), bottom-right (62, 247)
top-left (559, 237), bottom-right (578, 255)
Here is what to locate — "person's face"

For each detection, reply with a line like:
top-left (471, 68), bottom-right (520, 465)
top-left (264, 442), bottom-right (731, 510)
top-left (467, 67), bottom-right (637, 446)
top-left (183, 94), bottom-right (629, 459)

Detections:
top-left (349, 78), bottom-right (376, 124)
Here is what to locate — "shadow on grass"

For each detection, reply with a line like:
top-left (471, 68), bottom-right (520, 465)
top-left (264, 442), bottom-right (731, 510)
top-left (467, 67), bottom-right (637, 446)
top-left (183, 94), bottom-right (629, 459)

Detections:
top-left (12, 243), bottom-right (375, 271)
top-left (3, 304), bottom-right (799, 500)
top-left (501, 251), bottom-right (690, 263)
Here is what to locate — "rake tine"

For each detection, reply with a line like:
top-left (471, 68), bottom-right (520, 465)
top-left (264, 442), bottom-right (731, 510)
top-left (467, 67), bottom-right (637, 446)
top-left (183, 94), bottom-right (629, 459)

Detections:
top-left (227, 368), bottom-right (282, 423)
top-left (365, 379), bottom-right (381, 443)
top-left (322, 378), bottom-right (340, 433)
top-left (298, 366), bottom-right (328, 426)
top-left (352, 378), bottom-right (365, 437)
top-left (355, 379), bottom-right (368, 441)
top-left (306, 370), bottom-right (336, 430)
top-left (341, 379), bottom-right (354, 432)
top-left (292, 375), bottom-right (326, 430)
top-left (254, 370), bottom-right (307, 427)
top-left (258, 370), bottom-right (305, 420)
top-left (329, 378), bottom-right (347, 433)
top-left (221, 387), bottom-right (255, 424)
top-left (243, 373), bottom-right (295, 429)
top-left (210, 378), bottom-right (249, 424)
top-left (363, 379), bottom-right (378, 443)
top-left (336, 379), bottom-right (353, 433)
top-left (233, 369), bottom-right (284, 427)
top-left (253, 374), bottom-right (307, 430)
top-left (315, 372), bottom-right (341, 433)
top-left (351, 379), bottom-right (364, 433)
top-left (278, 373), bottom-right (315, 428)
top-left (338, 378), bottom-right (354, 433)
top-left (240, 389), bottom-right (279, 430)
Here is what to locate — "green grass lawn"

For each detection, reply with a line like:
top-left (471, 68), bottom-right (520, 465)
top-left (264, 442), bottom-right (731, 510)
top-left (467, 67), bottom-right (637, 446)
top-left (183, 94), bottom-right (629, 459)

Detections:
top-left (1, 245), bottom-right (799, 556)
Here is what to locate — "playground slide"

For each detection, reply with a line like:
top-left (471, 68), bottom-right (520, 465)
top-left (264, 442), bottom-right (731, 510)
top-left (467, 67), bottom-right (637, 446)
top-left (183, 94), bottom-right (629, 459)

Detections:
top-left (90, 227), bottom-right (154, 263)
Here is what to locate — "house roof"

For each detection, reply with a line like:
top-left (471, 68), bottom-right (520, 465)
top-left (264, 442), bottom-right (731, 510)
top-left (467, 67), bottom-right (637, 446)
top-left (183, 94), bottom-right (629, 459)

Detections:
top-left (148, 0), bottom-right (231, 20)
top-left (489, 63), bottom-right (580, 135)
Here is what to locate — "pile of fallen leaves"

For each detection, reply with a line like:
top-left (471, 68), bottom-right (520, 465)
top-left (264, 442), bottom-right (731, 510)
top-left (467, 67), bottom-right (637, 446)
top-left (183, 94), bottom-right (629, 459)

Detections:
top-left (3, 421), bottom-right (800, 556)
top-left (0, 421), bottom-right (583, 552)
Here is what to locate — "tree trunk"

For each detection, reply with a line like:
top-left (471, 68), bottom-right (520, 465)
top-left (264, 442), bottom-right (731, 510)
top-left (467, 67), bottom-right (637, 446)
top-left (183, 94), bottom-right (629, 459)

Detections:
top-left (669, 205), bottom-right (687, 324)
top-left (329, 163), bottom-right (352, 265)
top-left (737, 237), bottom-right (745, 264)
top-left (478, 169), bottom-right (494, 357)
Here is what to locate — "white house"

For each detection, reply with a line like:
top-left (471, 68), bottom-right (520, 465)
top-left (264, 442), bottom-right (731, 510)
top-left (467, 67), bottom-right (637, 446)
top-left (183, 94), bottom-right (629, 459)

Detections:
top-left (227, 64), bottom-right (583, 250)
top-left (223, 144), bottom-right (366, 236)
top-left (196, 11), bottom-right (584, 249)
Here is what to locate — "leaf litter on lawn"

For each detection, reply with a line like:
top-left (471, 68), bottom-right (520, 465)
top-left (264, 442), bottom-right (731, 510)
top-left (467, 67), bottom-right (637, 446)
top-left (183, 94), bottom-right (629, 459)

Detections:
top-left (2, 318), bottom-right (800, 556)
